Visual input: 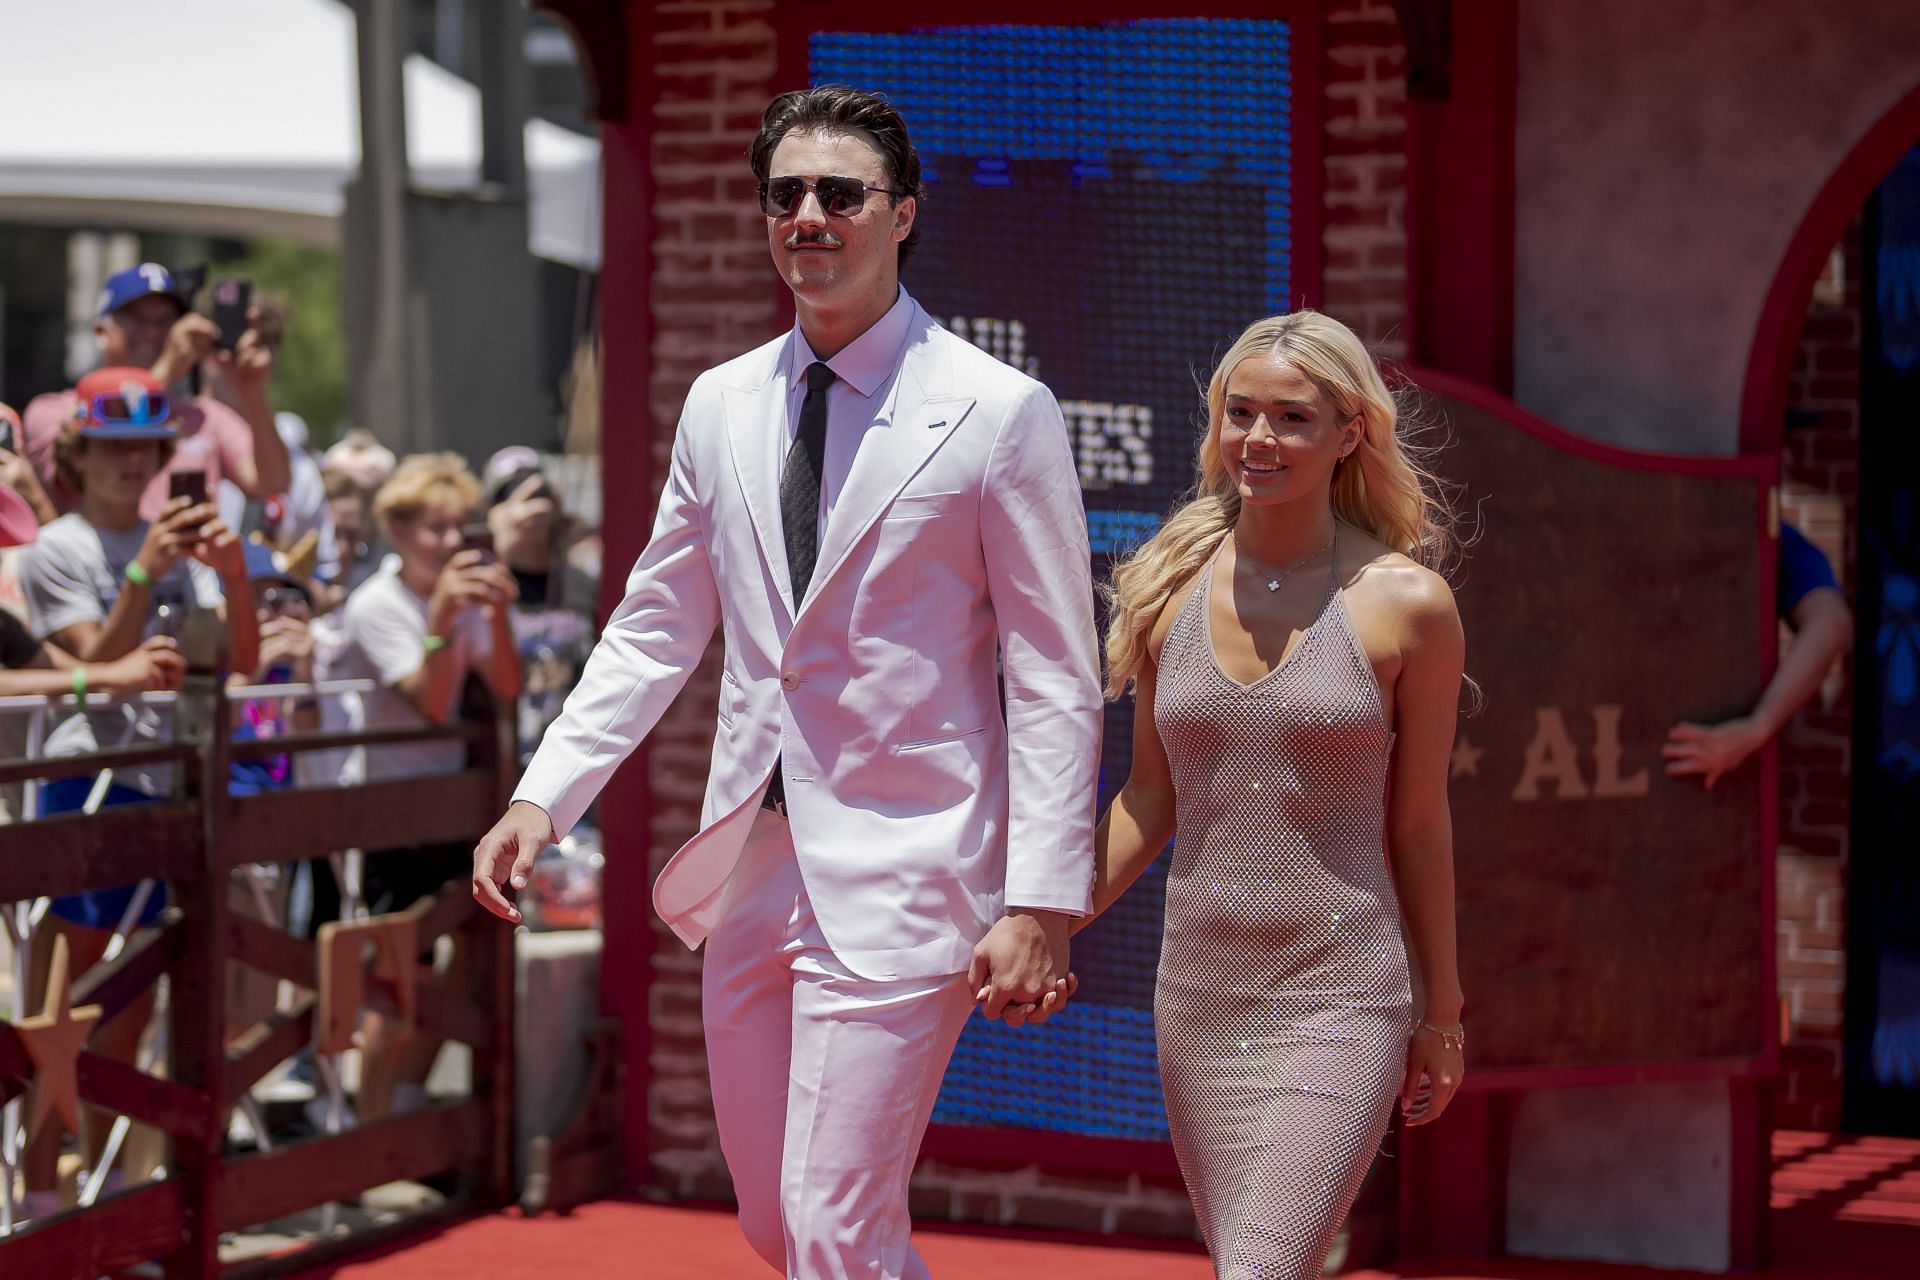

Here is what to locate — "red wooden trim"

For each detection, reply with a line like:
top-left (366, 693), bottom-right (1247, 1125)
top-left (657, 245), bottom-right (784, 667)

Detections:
top-left (0, 1179), bottom-right (184, 1277)
top-left (1739, 79), bottom-right (1920, 455)
top-left (1406, 363), bottom-right (1777, 480)
top-left (215, 1098), bottom-right (489, 1231)
top-left (214, 773), bottom-right (497, 869)
top-left (922, 1121), bottom-right (1183, 1177)
top-left (1404, 0), bottom-right (1514, 390)
top-left (0, 806), bottom-right (199, 904)
top-left (222, 995), bottom-right (317, 1108)
top-left (1729, 1075), bottom-right (1768, 1270)
top-left (596, 1), bottom-right (658, 1188)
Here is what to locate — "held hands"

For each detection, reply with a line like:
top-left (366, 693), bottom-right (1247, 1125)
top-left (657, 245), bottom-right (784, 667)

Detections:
top-left (967, 908), bottom-right (1075, 1029)
top-left (428, 550), bottom-right (517, 633)
top-left (1399, 1021), bottom-right (1465, 1128)
top-left (472, 800), bottom-right (558, 923)
top-left (1663, 717), bottom-right (1765, 791)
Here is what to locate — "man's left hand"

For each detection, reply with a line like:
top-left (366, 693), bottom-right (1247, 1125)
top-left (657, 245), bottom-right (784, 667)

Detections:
top-left (968, 908), bottom-right (1070, 1028)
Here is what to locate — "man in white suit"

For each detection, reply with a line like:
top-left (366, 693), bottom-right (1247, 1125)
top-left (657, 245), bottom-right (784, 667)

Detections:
top-left (472, 86), bottom-right (1102, 1277)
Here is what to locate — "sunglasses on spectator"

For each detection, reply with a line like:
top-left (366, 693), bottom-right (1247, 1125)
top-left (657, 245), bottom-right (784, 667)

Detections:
top-left (758, 175), bottom-right (906, 218)
top-left (84, 391), bottom-right (171, 426)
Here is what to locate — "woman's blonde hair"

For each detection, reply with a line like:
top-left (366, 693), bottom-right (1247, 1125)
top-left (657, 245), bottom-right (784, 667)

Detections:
top-left (1102, 309), bottom-right (1452, 697)
top-left (372, 451), bottom-right (481, 537)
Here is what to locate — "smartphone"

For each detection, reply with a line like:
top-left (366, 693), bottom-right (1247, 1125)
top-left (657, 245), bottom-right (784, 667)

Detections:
top-left (211, 276), bottom-right (252, 352)
top-left (0, 418), bottom-right (14, 453)
top-left (461, 523), bottom-right (496, 564)
top-left (169, 469), bottom-right (209, 509)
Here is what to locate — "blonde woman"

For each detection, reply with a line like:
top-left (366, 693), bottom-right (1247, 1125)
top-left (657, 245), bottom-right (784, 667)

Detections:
top-left (1085, 311), bottom-right (1466, 1279)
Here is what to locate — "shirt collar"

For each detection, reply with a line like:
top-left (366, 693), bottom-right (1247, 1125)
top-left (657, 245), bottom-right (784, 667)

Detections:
top-left (789, 288), bottom-right (916, 400)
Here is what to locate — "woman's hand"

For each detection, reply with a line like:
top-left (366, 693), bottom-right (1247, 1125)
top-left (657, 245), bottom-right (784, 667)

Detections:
top-left (135, 497), bottom-right (213, 583)
top-left (93, 636), bottom-right (187, 695)
top-left (1399, 1021), bottom-right (1465, 1127)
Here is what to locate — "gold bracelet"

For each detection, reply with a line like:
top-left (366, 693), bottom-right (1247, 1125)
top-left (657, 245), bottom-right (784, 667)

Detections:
top-left (1416, 1019), bottom-right (1466, 1052)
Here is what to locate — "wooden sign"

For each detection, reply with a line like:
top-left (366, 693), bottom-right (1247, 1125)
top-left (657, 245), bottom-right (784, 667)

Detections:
top-left (1421, 369), bottom-right (1774, 1074)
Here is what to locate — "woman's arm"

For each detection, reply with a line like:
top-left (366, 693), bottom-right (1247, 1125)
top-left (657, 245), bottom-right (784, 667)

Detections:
top-left (1074, 654), bottom-right (1178, 935)
top-left (1384, 568), bottom-right (1467, 1124)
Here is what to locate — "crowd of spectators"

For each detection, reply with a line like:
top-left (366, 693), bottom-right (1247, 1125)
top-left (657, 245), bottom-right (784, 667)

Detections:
top-left (0, 261), bottom-right (601, 1201)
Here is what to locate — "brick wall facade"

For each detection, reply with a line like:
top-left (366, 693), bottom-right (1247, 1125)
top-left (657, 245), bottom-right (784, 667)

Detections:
top-left (1773, 219), bottom-right (1862, 1133)
top-left (633, 0), bottom-right (1410, 1246)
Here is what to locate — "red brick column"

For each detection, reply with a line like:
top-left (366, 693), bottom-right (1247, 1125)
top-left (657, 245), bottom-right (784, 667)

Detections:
top-left (1773, 218), bottom-right (1862, 1133)
top-left (1322, 0), bottom-right (1408, 357)
top-left (641, 0), bottom-right (778, 1199)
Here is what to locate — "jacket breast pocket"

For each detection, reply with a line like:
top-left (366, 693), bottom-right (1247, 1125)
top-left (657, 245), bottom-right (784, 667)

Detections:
top-left (884, 490), bottom-right (965, 522)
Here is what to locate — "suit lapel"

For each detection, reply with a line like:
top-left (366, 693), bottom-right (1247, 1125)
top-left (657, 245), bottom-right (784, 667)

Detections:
top-left (803, 318), bottom-right (974, 617)
top-left (722, 346), bottom-right (797, 619)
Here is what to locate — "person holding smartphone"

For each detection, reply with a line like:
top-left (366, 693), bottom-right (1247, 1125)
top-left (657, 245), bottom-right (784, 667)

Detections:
top-left (18, 263), bottom-right (289, 519)
top-left (15, 365), bottom-right (256, 1197)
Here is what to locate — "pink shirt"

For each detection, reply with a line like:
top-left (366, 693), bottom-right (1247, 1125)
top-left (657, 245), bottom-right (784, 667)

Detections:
top-left (23, 388), bottom-right (258, 520)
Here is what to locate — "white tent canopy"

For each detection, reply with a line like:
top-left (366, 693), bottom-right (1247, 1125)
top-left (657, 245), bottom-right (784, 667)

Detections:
top-left (0, 0), bottom-right (601, 268)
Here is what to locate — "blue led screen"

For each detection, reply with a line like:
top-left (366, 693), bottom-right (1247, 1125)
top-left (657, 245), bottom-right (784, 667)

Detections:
top-left (810, 18), bottom-right (1295, 1144)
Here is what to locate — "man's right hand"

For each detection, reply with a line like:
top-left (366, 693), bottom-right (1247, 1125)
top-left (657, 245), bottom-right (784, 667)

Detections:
top-left (472, 800), bottom-right (556, 922)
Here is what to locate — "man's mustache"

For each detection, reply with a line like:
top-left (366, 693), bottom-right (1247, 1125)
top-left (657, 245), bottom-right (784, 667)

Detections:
top-left (785, 230), bottom-right (843, 250)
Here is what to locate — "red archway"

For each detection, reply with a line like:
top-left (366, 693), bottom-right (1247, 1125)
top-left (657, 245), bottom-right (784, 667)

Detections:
top-left (1740, 78), bottom-right (1920, 455)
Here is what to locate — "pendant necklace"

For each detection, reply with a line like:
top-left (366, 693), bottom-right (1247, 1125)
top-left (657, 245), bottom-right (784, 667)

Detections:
top-left (1234, 526), bottom-right (1337, 593)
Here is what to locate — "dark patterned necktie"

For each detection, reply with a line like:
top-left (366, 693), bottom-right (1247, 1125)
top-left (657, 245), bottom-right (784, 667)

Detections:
top-left (780, 361), bottom-right (836, 604)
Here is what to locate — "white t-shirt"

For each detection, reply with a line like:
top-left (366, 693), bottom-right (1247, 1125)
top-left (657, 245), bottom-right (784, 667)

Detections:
top-left (325, 566), bottom-right (492, 784)
top-left (19, 513), bottom-right (224, 796)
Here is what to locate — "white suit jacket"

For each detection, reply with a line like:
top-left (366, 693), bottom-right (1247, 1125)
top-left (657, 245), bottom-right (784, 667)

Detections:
top-left (514, 297), bottom-right (1103, 980)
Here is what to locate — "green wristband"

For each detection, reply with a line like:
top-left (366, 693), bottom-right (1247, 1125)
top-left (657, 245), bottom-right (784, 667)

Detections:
top-left (421, 634), bottom-right (449, 653)
top-left (72, 666), bottom-right (88, 704)
top-left (123, 561), bottom-right (153, 588)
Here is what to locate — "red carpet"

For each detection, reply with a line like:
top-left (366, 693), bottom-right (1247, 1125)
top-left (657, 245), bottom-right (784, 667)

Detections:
top-left (287, 1132), bottom-right (1920, 1279)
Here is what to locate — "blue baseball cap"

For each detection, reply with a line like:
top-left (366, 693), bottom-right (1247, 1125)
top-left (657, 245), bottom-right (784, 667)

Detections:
top-left (96, 263), bottom-right (188, 319)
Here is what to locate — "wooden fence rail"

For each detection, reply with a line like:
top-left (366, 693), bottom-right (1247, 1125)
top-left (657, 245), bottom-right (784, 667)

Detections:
top-left (0, 675), bottom-right (516, 1279)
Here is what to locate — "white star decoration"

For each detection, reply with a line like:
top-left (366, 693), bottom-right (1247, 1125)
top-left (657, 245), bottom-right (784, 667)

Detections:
top-left (1449, 737), bottom-right (1484, 780)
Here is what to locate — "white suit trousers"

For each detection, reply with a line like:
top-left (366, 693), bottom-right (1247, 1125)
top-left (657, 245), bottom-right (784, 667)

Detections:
top-left (702, 810), bottom-right (976, 1279)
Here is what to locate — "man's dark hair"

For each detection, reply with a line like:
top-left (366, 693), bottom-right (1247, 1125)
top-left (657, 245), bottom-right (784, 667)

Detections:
top-left (749, 85), bottom-right (925, 269)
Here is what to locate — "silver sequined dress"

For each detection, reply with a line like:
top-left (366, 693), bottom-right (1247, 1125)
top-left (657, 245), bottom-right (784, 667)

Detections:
top-left (1153, 546), bottom-right (1412, 1279)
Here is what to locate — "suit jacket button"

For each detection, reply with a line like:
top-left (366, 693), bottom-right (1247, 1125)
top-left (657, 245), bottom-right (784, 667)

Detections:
top-left (780, 672), bottom-right (799, 690)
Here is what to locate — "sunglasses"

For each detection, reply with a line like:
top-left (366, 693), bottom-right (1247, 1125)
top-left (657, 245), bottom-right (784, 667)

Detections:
top-left (83, 391), bottom-right (171, 426)
top-left (758, 175), bottom-right (905, 218)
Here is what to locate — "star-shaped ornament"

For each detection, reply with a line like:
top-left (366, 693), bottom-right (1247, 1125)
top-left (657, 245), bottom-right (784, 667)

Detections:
top-left (1450, 736), bottom-right (1485, 780)
top-left (16, 934), bottom-right (103, 1146)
